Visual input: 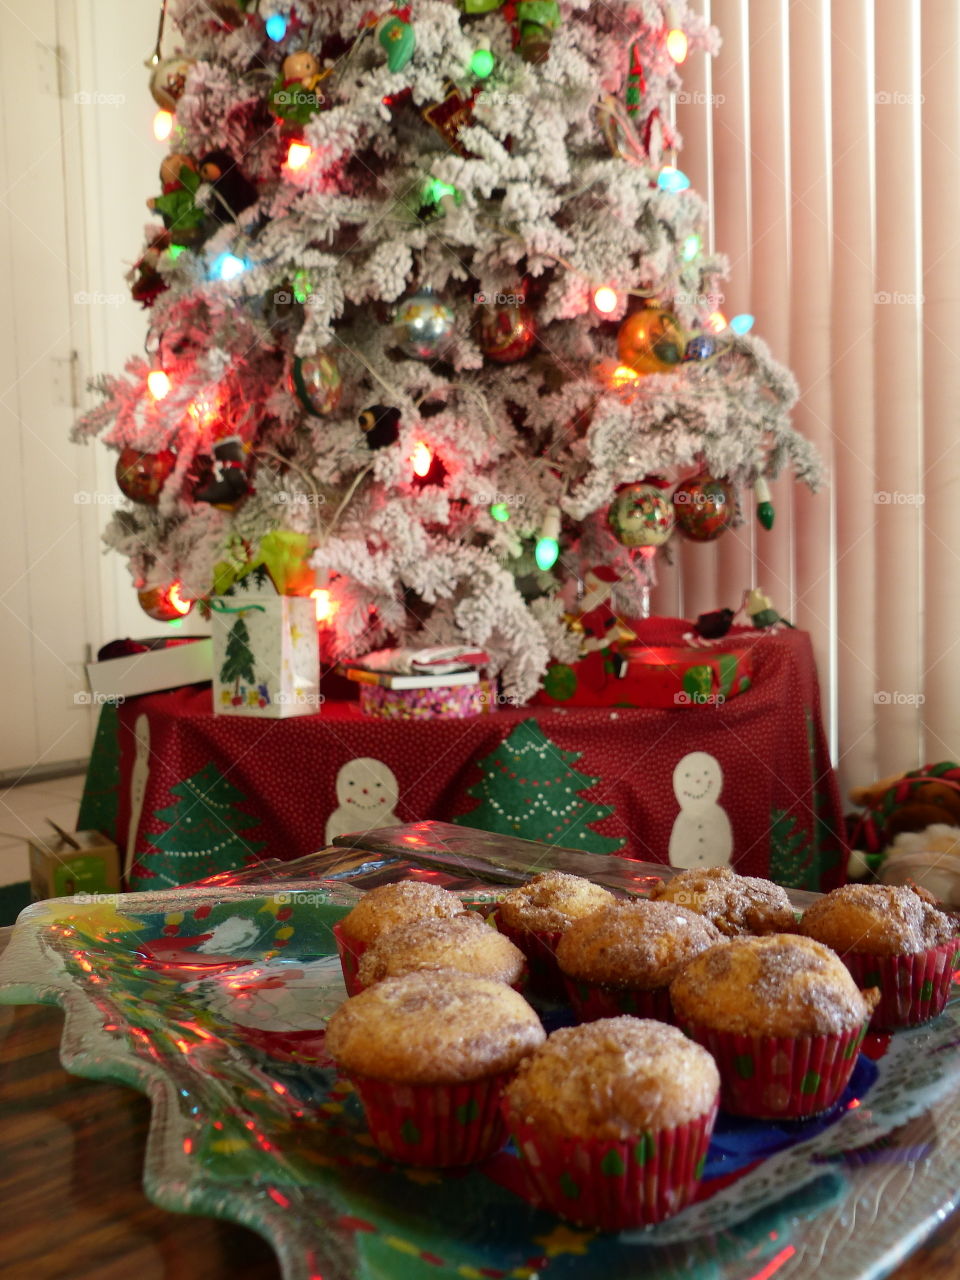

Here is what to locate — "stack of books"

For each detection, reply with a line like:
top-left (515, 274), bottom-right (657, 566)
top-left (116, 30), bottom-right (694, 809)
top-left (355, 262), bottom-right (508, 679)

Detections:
top-left (338, 646), bottom-right (489, 691)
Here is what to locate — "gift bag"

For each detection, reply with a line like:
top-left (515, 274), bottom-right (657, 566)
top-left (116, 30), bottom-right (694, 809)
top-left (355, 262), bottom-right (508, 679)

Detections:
top-left (211, 596), bottom-right (320, 718)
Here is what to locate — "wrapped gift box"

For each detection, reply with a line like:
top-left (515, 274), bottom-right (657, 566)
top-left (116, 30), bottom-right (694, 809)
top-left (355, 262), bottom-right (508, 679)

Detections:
top-left (535, 645), bottom-right (755, 709)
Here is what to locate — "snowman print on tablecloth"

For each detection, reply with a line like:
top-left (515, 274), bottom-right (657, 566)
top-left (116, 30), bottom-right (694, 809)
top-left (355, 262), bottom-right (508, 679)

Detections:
top-left (325, 757), bottom-right (401, 843)
top-left (668, 751), bottom-right (733, 869)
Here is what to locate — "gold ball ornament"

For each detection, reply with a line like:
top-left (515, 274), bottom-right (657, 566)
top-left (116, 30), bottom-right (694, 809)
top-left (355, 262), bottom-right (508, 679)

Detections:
top-left (617, 308), bottom-right (686, 374)
top-left (149, 58), bottom-right (195, 112)
top-left (608, 481), bottom-right (675, 548)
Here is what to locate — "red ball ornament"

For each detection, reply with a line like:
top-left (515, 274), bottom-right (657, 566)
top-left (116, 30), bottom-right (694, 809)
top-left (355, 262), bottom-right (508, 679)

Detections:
top-left (137, 582), bottom-right (193, 621)
top-left (672, 474), bottom-right (735, 541)
top-left (116, 448), bottom-right (177, 504)
top-left (607, 480), bottom-right (675, 548)
top-left (477, 296), bottom-right (537, 363)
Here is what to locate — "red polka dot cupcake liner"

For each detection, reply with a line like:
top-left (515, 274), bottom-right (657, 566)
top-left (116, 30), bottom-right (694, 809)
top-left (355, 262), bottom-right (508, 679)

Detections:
top-left (679, 1022), bottom-right (868, 1119)
top-left (839, 938), bottom-right (960, 1031)
top-left (504, 1100), bottom-right (719, 1231)
top-left (331, 921), bottom-right (368, 996)
top-left (493, 915), bottom-right (566, 1000)
top-left (345, 1070), bottom-right (513, 1166)
top-left (562, 976), bottom-right (674, 1025)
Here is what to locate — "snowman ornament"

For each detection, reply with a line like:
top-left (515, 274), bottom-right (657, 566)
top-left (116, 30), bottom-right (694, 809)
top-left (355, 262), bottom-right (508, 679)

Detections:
top-left (325, 757), bottom-right (401, 844)
top-left (668, 751), bottom-right (733, 869)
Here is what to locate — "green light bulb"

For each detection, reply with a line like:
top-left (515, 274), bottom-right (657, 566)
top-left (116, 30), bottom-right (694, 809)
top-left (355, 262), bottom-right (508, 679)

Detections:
top-left (535, 537), bottom-right (560, 571)
top-left (166, 244), bottom-right (187, 261)
top-left (490, 502), bottom-right (510, 522)
top-left (682, 234), bottom-right (701, 261)
top-left (470, 48), bottom-right (495, 78)
top-left (422, 176), bottom-right (458, 204)
top-left (292, 270), bottom-right (312, 303)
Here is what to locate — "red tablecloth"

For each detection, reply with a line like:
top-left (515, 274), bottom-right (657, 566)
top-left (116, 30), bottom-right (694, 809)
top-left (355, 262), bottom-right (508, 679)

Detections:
top-left (82, 622), bottom-right (847, 893)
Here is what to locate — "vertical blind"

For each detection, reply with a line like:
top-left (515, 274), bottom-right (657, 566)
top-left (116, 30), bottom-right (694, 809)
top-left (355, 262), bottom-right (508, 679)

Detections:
top-left (652, 0), bottom-right (960, 795)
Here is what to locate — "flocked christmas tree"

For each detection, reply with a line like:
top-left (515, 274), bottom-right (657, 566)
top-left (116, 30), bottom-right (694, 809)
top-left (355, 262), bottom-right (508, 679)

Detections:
top-left (74, 0), bottom-right (822, 700)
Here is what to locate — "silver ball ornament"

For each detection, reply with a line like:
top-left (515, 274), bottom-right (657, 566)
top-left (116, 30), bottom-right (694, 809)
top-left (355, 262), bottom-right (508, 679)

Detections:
top-left (393, 289), bottom-right (455, 359)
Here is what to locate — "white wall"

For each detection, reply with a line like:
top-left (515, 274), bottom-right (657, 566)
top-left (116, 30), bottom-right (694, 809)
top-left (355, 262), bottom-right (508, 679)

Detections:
top-left (0, 0), bottom-right (204, 773)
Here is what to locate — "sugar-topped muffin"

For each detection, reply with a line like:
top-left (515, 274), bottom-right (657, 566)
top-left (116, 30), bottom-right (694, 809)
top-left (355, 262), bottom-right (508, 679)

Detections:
top-left (650, 867), bottom-right (796, 937)
top-left (497, 871), bottom-right (615, 933)
top-left (669, 934), bottom-right (877, 1038)
top-left (337, 880), bottom-right (466, 947)
top-left (556, 899), bottom-right (724, 990)
top-left (357, 913), bottom-right (525, 988)
top-left (799, 883), bottom-right (957, 956)
top-left (502, 1018), bottom-right (720, 1229)
top-left (505, 1017), bottom-right (719, 1139)
top-left (325, 971), bottom-right (544, 1085)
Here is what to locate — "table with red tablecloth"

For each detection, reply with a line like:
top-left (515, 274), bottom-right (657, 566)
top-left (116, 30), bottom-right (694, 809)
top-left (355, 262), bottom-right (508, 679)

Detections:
top-left (78, 621), bottom-right (848, 893)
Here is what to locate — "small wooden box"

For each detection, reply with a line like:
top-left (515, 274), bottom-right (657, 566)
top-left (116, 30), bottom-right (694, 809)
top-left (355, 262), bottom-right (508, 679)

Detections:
top-left (28, 830), bottom-right (121, 901)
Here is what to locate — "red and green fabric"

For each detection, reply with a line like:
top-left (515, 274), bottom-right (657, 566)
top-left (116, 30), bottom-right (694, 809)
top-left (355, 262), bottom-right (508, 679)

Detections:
top-left (454, 718), bottom-right (624, 853)
top-left (135, 761), bottom-right (266, 886)
top-left (77, 700), bottom-right (121, 841)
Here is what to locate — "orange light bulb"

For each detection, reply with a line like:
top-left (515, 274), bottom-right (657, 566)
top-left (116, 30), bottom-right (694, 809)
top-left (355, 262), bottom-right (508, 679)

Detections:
top-left (286, 141), bottom-right (312, 170)
top-left (147, 369), bottom-right (171, 399)
top-left (412, 441), bottom-right (432, 477)
top-left (153, 110), bottom-right (174, 142)
top-left (708, 310), bottom-right (727, 333)
top-left (311, 588), bottom-right (336, 622)
top-left (612, 364), bottom-right (641, 388)
top-left (666, 28), bottom-right (688, 62)
top-left (167, 582), bottom-right (192, 615)
top-left (592, 286), bottom-right (619, 315)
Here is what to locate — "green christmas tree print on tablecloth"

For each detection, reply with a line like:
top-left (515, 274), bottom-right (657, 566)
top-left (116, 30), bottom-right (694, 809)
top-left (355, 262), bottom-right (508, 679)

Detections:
top-left (77, 700), bottom-right (122, 841)
top-left (454, 719), bottom-right (623, 853)
top-left (139, 761), bottom-right (266, 887)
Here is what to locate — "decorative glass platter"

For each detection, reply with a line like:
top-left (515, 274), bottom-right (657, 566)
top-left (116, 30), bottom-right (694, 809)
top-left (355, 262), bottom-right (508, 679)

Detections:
top-left (1, 828), bottom-right (958, 1280)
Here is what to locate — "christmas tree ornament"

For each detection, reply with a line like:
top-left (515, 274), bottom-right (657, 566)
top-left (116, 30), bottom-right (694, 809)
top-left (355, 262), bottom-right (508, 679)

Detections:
top-left (422, 83), bottom-right (477, 157)
top-left (290, 351), bottom-right (342, 416)
top-left (393, 289), bottom-right (455, 358)
top-left (197, 149), bottom-right (258, 221)
top-left (359, 404), bottom-right (401, 450)
top-left (607, 480), bottom-right (675, 548)
top-left (683, 333), bottom-right (716, 362)
top-left (270, 51), bottom-right (331, 124)
top-left (625, 41), bottom-right (645, 117)
top-left (130, 240), bottom-right (170, 308)
top-left (378, 10), bottom-right (415, 72)
top-left (515, 0), bottom-right (560, 63)
top-left (147, 154), bottom-right (205, 246)
top-left (116, 447), bottom-right (176, 504)
top-left (194, 436), bottom-right (252, 507)
top-left (149, 57), bottom-right (195, 112)
top-left (477, 296), bottom-right (536, 363)
top-left (138, 581), bottom-right (193, 621)
top-left (617, 308), bottom-right (686, 373)
top-left (744, 588), bottom-right (791, 629)
top-left (755, 476), bottom-right (775, 530)
top-left (672, 474), bottom-right (735, 542)
top-left (570, 565), bottom-right (636, 655)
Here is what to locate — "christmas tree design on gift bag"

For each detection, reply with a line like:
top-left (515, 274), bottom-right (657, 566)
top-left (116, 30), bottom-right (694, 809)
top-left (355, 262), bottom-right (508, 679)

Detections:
top-left (137, 762), bottom-right (266, 887)
top-left (219, 614), bottom-right (262, 707)
top-left (455, 720), bottom-right (623, 852)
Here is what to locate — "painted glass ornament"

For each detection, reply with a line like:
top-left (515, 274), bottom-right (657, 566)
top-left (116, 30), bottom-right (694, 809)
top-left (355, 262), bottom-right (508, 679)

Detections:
top-left (617, 308), bottom-right (686, 373)
top-left (115, 448), bottom-right (176, 505)
top-left (477, 297), bottom-right (536, 363)
top-left (672, 474), bottom-right (735, 542)
top-left (607, 481), bottom-right (675, 548)
top-left (137, 582), bottom-right (193, 621)
top-left (149, 58), bottom-right (195, 111)
top-left (393, 289), bottom-right (455, 359)
top-left (683, 334), bottom-right (716, 362)
top-left (290, 352), bottom-right (342, 416)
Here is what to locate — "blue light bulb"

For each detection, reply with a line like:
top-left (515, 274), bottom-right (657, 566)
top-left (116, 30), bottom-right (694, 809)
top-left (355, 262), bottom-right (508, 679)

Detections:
top-left (658, 167), bottom-right (691, 193)
top-left (535, 537), bottom-right (560, 571)
top-left (212, 252), bottom-right (247, 281)
top-left (730, 313), bottom-right (755, 335)
top-left (265, 13), bottom-right (287, 41)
